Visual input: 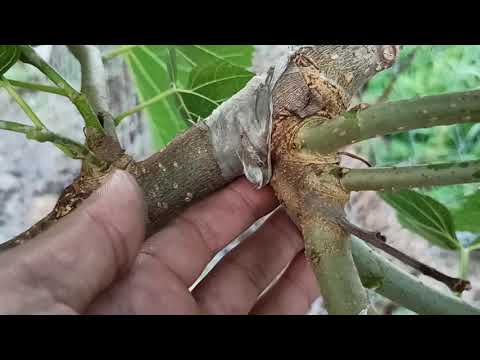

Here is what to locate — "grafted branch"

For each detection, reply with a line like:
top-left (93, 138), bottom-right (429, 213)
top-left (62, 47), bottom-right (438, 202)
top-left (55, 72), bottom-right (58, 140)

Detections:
top-left (296, 89), bottom-right (480, 154)
top-left (4, 45), bottom-right (480, 315)
top-left (340, 159), bottom-right (480, 191)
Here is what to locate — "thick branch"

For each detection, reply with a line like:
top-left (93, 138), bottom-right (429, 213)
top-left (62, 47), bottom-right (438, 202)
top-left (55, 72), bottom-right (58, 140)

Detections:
top-left (352, 237), bottom-right (480, 315)
top-left (340, 160), bottom-right (480, 191)
top-left (303, 223), bottom-right (370, 314)
top-left (296, 89), bottom-right (480, 154)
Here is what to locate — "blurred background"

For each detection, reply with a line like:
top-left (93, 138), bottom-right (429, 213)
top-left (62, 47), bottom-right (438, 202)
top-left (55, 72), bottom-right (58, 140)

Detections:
top-left (1, 45), bottom-right (479, 314)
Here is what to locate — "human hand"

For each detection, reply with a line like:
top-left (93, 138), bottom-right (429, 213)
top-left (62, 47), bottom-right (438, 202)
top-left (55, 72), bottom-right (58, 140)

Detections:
top-left (0, 170), bottom-right (319, 314)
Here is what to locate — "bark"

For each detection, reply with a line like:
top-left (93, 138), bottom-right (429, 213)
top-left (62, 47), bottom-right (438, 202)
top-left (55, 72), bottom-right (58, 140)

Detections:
top-left (5, 45), bottom-right (478, 315)
top-left (268, 46), bottom-right (399, 314)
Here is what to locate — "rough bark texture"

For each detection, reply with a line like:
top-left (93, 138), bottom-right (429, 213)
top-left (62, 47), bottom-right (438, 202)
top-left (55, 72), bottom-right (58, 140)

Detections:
top-left (131, 126), bottom-right (228, 236)
top-left (268, 46), bottom-right (399, 314)
top-left (4, 45), bottom-right (436, 315)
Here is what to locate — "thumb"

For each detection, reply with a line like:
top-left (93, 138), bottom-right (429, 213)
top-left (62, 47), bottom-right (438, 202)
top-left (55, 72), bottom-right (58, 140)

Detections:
top-left (0, 170), bottom-right (146, 314)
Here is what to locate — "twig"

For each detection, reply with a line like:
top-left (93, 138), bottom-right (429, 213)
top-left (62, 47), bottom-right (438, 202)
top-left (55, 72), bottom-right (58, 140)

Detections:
top-left (0, 76), bottom-right (46, 128)
top-left (338, 218), bottom-right (472, 293)
top-left (0, 119), bottom-right (107, 169)
top-left (340, 160), bottom-right (480, 192)
top-left (18, 45), bottom-right (104, 132)
top-left (1, 79), bottom-right (67, 96)
top-left (114, 88), bottom-right (219, 125)
top-left (337, 151), bottom-right (372, 167)
top-left (0, 76), bottom-right (72, 157)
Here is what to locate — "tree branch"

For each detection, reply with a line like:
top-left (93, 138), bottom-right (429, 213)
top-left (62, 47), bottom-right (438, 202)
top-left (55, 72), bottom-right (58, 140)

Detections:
top-left (0, 120), bottom-right (107, 169)
top-left (303, 222), bottom-right (370, 314)
top-left (296, 89), bottom-right (480, 154)
top-left (0, 76), bottom-right (46, 129)
top-left (352, 237), bottom-right (480, 315)
top-left (340, 160), bottom-right (480, 191)
top-left (18, 45), bottom-right (104, 132)
top-left (1, 78), bottom-right (67, 96)
top-left (67, 45), bottom-right (117, 140)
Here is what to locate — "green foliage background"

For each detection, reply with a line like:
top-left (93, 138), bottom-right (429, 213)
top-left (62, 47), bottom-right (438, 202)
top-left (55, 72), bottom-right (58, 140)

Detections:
top-left (360, 46), bottom-right (480, 240)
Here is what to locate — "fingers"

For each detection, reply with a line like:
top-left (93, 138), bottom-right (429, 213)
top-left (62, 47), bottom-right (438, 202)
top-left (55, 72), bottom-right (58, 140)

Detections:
top-left (250, 252), bottom-right (320, 315)
top-left (85, 177), bottom-right (277, 314)
top-left (0, 170), bottom-right (146, 314)
top-left (192, 209), bottom-right (304, 314)
top-left (136, 177), bottom-right (278, 287)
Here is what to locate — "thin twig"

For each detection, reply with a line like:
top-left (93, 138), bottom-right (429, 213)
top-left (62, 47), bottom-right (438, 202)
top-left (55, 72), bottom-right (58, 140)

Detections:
top-left (0, 76), bottom-right (72, 157)
top-left (0, 119), bottom-right (107, 169)
top-left (0, 76), bottom-right (46, 128)
top-left (337, 151), bottom-right (372, 167)
top-left (2, 79), bottom-right (67, 96)
top-left (338, 218), bottom-right (472, 293)
top-left (18, 45), bottom-right (104, 132)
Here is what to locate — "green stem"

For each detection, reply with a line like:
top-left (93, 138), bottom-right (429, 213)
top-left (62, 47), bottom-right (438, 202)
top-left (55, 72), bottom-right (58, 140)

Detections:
top-left (0, 76), bottom-right (46, 128)
top-left (352, 237), bottom-right (480, 315)
top-left (296, 89), bottom-right (480, 154)
top-left (340, 160), bottom-right (480, 192)
top-left (102, 45), bottom-right (139, 61)
top-left (303, 224), bottom-right (369, 314)
top-left (0, 76), bottom-right (75, 157)
top-left (18, 45), bottom-right (104, 132)
top-left (115, 88), bottom-right (178, 125)
top-left (0, 120), bottom-right (107, 169)
top-left (2, 79), bottom-right (67, 96)
top-left (459, 248), bottom-right (470, 281)
top-left (115, 88), bottom-right (219, 125)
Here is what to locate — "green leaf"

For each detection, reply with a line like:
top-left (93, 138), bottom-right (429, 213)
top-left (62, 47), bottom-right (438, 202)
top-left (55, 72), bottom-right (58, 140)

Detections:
top-left (451, 191), bottom-right (480, 233)
top-left (182, 60), bottom-right (254, 119)
top-left (174, 45), bottom-right (255, 69)
top-left (126, 45), bottom-right (187, 149)
top-left (0, 45), bottom-right (20, 75)
top-left (379, 190), bottom-right (460, 250)
top-left (124, 45), bottom-right (254, 149)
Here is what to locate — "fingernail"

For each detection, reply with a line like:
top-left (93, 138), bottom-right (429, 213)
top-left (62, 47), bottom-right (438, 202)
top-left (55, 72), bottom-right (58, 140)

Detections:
top-left (103, 169), bottom-right (141, 195)
top-left (87, 170), bottom-right (143, 204)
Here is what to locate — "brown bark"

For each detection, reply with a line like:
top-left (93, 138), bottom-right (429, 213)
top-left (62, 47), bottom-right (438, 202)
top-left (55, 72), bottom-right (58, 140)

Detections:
top-left (2, 46), bottom-right (401, 314)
